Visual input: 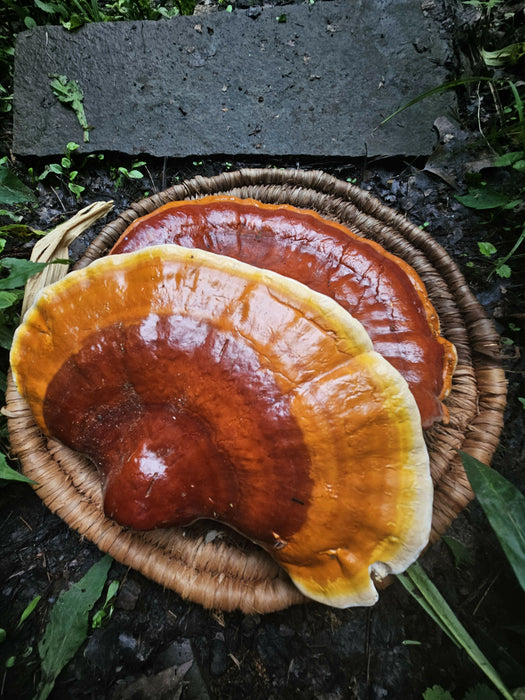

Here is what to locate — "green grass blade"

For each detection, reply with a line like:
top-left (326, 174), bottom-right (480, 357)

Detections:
top-left (381, 76), bottom-right (496, 125)
top-left (17, 595), bottom-right (42, 629)
top-left (497, 227), bottom-right (525, 270)
top-left (401, 562), bottom-right (514, 700)
top-left (397, 572), bottom-right (460, 647)
top-left (507, 80), bottom-right (525, 153)
top-left (461, 451), bottom-right (525, 593)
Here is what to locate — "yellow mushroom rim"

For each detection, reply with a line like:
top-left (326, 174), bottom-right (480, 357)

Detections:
top-left (11, 245), bottom-right (433, 608)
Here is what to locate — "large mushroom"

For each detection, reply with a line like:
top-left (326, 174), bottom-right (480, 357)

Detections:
top-left (11, 245), bottom-right (432, 608)
top-left (110, 196), bottom-right (457, 429)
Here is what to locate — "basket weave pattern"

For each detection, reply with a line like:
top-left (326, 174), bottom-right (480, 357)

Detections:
top-left (6, 169), bottom-right (507, 613)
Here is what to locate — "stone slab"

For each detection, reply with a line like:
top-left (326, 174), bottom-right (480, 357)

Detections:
top-left (13, 0), bottom-right (455, 158)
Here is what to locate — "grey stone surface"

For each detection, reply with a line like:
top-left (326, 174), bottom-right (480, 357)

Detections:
top-left (13, 1), bottom-right (455, 158)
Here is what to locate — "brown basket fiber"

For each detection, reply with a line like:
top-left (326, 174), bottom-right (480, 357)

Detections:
top-left (6, 168), bottom-right (507, 613)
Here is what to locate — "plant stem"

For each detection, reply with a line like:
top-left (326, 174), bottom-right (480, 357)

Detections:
top-left (499, 227), bottom-right (525, 269)
top-left (398, 562), bottom-right (514, 700)
top-left (507, 80), bottom-right (525, 152)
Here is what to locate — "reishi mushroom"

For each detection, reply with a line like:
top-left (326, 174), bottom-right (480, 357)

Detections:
top-left (111, 196), bottom-right (457, 429)
top-left (11, 245), bottom-right (432, 608)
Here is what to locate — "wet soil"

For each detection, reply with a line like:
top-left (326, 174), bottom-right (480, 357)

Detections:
top-left (1, 2), bottom-right (525, 699)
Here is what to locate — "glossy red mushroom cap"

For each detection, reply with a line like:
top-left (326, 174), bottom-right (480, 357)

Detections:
top-left (111, 196), bottom-right (457, 428)
top-left (11, 245), bottom-right (432, 607)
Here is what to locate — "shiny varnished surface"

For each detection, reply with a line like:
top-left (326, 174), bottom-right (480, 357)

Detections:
top-left (111, 196), bottom-right (457, 428)
top-left (11, 245), bottom-right (432, 607)
top-left (44, 318), bottom-right (312, 538)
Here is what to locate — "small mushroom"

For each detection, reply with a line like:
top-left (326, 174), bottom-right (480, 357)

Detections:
top-left (11, 245), bottom-right (432, 608)
top-left (110, 197), bottom-right (456, 429)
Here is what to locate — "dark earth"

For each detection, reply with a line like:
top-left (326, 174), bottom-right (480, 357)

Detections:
top-left (1, 1), bottom-right (525, 699)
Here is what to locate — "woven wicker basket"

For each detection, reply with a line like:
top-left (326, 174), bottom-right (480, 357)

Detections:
top-left (6, 168), bottom-right (507, 613)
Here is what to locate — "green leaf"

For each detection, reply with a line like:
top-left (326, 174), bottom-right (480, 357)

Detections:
top-left (49, 75), bottom-right (91, 143)
top-left (91, 580), bottom-right (119, 629)
top-left (179, 0), bottom-right (196, 13)
top-left (422, 686), bottom-right (455, 700)
top-left (462, 0), bottom-right (501, 8)
top-left (482, 42), bottom-right (525, 68)
top-left (495, 263), bottom-right (512, 278)
top-left (502, 199), bottom-right (524, 210)
top-left (49, 75), bottom-right (75, 104)
top-left (106, 580), bottom-right (119, 600)
top-left (126, 169), bottom-right (144, 179)
top-left (48, 163), bottom-right (64, 175)
top-left (157, 6), bottom-right (180, 18)
top-left (0, 224), bottom-right (46, 239)
top-left (460, 452), bottom-right (525, 593)
top-left (0, 324), bottom-right (14, 350)
top-left (91, 581), bottom-right (120, 629)
top-left (0, 290), bottom-right (18, 309)
top-left (34, 0), bottom-right (60, 13)
top-left (478, 241), bottom-right (497, 257)
top-left (456, 188), bottom-right (511, 210)
top-left (0, 453), bottom-right (37, 485)
top-left (493, 151), bottom-right (524, 167)
top-left (61, 13), bottom-right (86, 30)
top-left (36, 555), bottom-right (112, 700)
top-left (68, 183), bottom-right (85, 199)
top-left (442, 536), bottom-right (474, 568)
top-left (0, 167), bottom-right (37, 205)
top-left (39, 163), bottom-right (64, 180)
top-left (0, 258), bottom-right (49, 290)
top-left (0, 209), bottom-right (21, 222)
top-left (90, 608), bottom-right (105, 630)
top-left (17, 595), bottom-right (42, 629)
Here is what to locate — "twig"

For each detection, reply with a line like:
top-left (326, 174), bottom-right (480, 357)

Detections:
top-left (161, 157), bottom-right (167, 192)
top-left (473, 572), bottom-right (500, 616)
top-left (145, 165), bottom-right (156, 194)
top-left (50, 186), bottom-right (66, 213)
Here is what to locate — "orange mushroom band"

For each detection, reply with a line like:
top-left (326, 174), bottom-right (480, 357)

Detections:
top-left (111, 196), bottom-right (457, 429)
top-left (11, 245), bottom-right (433, 608)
